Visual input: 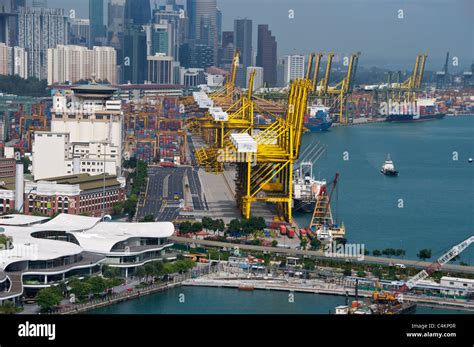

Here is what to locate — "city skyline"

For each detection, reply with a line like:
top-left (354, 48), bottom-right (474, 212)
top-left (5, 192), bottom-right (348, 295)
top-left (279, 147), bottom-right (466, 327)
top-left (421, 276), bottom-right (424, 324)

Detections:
top-left (41, 0), bottom-right (473, 70)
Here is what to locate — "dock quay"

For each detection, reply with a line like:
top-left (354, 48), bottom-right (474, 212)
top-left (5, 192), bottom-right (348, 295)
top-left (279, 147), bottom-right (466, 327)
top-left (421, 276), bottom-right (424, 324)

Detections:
top-left (183, 275), bottom-right (474, 312)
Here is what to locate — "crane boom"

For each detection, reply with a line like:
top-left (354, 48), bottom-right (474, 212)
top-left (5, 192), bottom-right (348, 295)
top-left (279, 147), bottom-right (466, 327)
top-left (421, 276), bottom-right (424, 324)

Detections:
top-left (400, 235), bottom-right (474, 292)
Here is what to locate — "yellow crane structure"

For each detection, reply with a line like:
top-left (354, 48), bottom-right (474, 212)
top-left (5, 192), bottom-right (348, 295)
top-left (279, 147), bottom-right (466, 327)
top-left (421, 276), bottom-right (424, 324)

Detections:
top-left (187, 56), bottom-right (314, 221)
top-left (315, 52), bottom-right (360, 124)
top-left (209, 50), bottom-right (241, 103)
top-left (386, 54), bottom-right (427, 102)
top-left (193, 69), bottom-right (257, 173)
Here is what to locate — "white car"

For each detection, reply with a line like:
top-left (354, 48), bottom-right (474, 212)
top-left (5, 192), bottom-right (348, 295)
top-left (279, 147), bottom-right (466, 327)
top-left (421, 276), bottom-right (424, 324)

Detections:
top-left (395, 263), bottom-right (406, 269)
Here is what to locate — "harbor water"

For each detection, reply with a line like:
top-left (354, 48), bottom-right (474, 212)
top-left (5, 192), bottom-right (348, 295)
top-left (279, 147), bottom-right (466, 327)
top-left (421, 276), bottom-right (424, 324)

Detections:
top-left (295, 116), bottom-right (474, 261)
top-left (89, 287), bottom-right (472, 314)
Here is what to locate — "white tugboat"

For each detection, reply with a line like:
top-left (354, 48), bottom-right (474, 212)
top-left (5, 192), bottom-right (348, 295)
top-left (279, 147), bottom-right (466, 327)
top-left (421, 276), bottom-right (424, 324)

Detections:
top-left (381, 154), bottom-right (398, 176)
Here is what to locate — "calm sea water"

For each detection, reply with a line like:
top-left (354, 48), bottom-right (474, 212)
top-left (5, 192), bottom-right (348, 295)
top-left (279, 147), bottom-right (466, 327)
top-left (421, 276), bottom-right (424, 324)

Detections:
top-left (90, 287), bottom-right (471, 314)
top-left (295, 116), bottom-right (474, 261)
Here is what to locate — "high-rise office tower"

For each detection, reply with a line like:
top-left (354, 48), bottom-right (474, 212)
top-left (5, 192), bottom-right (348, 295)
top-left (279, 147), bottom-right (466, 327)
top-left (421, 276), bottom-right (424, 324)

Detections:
top-left (89, 0), bottom-right (107, 47)
top-left (0, 0), bottom-right (12, 45)
top-left (124, 0), bottom-right (151, 26)
top-left (216, 7), bottom-right (222, 46)
top-left (153, 1), bottom-right (186, 61)
top-left (18, 6), bottom-right (68, 80)
top-left (234, 18), bottom-right (252, 87)
top-left (186, 0), bottom-right (217, 65)
top-left (283, 54), bottom-right (305, 85)
top-left (69, 18), bottom-right (90, 47)
top-left (122, 25), bottom-right (147, 84)
top-left (256, 24), bottom-right (277, 86)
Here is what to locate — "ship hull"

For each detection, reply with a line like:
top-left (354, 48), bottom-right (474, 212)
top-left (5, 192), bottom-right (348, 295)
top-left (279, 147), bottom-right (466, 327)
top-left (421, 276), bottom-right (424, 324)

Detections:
top-left (306, 121), bottom-right (333, 132)
top-left (386, 113), bottom-right (445, 122)
top-left (293, 199), bottom-right (316, 213)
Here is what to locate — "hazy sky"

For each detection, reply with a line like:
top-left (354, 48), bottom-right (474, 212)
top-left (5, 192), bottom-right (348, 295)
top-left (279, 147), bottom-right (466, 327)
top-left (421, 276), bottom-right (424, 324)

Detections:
top-left (43, 0), bottom-right (473, 70)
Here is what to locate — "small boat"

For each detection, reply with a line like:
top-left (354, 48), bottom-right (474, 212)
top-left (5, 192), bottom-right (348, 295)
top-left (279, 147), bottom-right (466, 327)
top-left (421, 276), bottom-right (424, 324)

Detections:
top-left (381, 155), bottom-right (398, 176)
top-left (469, 158), bottom-right (473, 163)
top-left (238, 284), bottom-right (255, 291)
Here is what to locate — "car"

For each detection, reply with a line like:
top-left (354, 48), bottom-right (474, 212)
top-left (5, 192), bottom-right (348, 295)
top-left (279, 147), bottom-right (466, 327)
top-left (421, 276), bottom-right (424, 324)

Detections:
top-left (395, 263), bottom-right (406, 269)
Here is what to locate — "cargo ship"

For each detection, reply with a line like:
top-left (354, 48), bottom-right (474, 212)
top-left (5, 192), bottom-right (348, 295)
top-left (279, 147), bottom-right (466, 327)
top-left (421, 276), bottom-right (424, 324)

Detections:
top-left (293, 162), bottom-right (327, 213)
top-left (304, 104), bottom-right (333, 132)
top-left (386, 98), bottom-right (445, 122)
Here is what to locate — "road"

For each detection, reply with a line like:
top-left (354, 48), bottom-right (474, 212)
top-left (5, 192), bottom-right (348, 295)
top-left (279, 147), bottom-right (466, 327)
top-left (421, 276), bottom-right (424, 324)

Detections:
top-left (169, 236), bottom-right (474, 274)
top-left (137, 166), bottom-right (187, 221)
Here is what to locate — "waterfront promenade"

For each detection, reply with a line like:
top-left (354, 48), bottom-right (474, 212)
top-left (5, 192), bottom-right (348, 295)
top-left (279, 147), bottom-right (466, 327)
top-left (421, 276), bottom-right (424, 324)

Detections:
top-left (183, 270), bottom-right (474, 312)
top-left (170, 236), bottom-right (474, 274)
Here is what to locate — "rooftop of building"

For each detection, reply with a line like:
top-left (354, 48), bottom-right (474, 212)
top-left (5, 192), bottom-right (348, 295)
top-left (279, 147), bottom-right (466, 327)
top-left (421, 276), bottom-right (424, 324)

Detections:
top-left (0, 213), bottom-right (175, 269)
top-left (39, 173), bottom-right (123, 191)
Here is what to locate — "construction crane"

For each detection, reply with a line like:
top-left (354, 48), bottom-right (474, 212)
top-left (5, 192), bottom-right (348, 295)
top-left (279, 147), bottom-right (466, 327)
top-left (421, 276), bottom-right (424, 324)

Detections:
top-left (398, 235), bottom-right (474, 295)
top-left (308, 172), bottom-right (345, 242)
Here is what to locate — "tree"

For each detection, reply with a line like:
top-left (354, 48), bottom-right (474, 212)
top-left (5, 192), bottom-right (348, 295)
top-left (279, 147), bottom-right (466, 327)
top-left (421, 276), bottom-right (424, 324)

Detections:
top-left (36, 287), bottom-right (62, 312)
top-left (0, 301), bottom-right (21, 314)
top-left (271, 240), bottom-right (278, 248)
top-left (303, 258), bottom-right (315, 271)
top-left (372, 250), bottom-right (381, 257)
top-left (310, 238), bottom-right (321, 250)
top-left (417, 249), bottom-right (432, 261)
top-left (356, 270), bottom-right (366, 277)
top-left (300, 238), bottom-right (308, 250)
top-left (343, 263), bottom-right (352, 277)
top-left (227, 219), bottom-right (242, 234)
top-left (20, 156), bottom-right (32, 174)
top-left (69, 280), bottom-right (92, 300)
top-left (179, 221), bottom-right (192, 234)
top-left (190, 222), bottom-right (203, 233)
top-left (142, 214), bottom-right (155, 223)
top-left (135, 266), bottom-right (146, 281)
top-left (112, 203), bottom-right (123, 216)
top-left (102, 265), bottom-right (121, 279)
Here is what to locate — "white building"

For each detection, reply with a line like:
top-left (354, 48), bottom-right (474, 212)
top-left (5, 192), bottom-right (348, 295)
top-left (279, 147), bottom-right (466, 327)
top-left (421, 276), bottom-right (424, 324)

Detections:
top-left (47, 45), bottom-right (117, 85)
top-left (284, 54), bottom-right (305, 86)
top-left (246, 66), bottom-right (264, 91)
top-left (32, 83), bottom-right (123, 180)
top-left (0, 43), bottom-right (28, 78)
top-left (147, 53), bottom-right (180, 85)
top-left (0, 214), bottom-right (176, 303)
top-left (440, 276), bottom-right (474, 297)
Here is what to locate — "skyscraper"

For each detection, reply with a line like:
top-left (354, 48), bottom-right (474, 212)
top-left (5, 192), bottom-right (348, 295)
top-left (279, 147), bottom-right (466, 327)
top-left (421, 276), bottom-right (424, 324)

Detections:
top-left (186, 0), bottom-right (218, 65)
top-left (122, 25), bottom-right (147, 84)
top-left (89, 0), bottom-right (106, 47)
top-left (0, 0), bottom-right (12, 45)
top-left (284, 54), bottom-right (305, 85)
top-left (256, 24), bottom-right (277, 86)
top-left (234, 18), bottom-right (252, 87)
top-left (124, 0), bottom-right (151, 26)
top-left (69, 18), bottom-right (90, 47)
top-left (18, 6), bottom-right (68, 80)
top-left (153, 2), bottom-right (186, 61)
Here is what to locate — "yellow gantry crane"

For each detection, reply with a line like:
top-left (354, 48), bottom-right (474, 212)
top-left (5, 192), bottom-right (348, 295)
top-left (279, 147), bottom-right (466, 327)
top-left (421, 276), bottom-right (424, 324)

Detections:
top-left (187, 58), bottom-right (314, 221)
top-left (387, 54), bottom-right (427, 102)
top-left (314, 52), bottom-right (360, 124)
top-left (226, 64), bottom-right (314, 222)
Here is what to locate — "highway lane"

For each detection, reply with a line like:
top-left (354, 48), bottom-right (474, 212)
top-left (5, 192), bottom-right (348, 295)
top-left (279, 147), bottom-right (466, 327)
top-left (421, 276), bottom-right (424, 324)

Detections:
top-left (169, 236), bottom-right (474, 274)
top-left (138, 166), bottom-right (190, 222)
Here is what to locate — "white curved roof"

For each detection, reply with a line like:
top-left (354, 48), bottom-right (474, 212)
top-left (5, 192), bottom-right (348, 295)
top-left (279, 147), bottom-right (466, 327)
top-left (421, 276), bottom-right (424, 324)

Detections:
top-left (41, 214), bottom-right (101, 231)
top-left (71, 221), bottom-right (175, 254)
top-left (0, 215), bottom-right (50, 226)
top-left (0, 214), bottom-right (175, 270)
top-left (0, 226), bottom-right (84, 269)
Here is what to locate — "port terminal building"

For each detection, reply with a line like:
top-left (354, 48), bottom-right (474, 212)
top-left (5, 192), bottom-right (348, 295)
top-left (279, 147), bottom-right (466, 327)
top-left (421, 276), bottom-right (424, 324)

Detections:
top-left (0, 214), bottom-right (175, 303)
